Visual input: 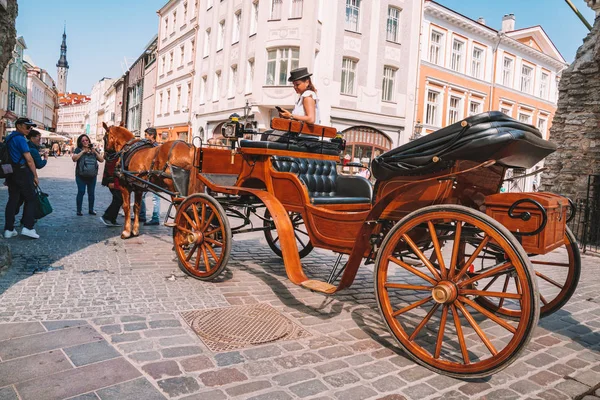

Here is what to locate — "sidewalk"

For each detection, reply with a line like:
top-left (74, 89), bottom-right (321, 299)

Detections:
top-left (0, 157), bottom-right (598, 400)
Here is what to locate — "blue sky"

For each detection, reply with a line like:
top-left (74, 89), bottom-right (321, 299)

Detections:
top-left (15, 0), bottom-right (596, 94)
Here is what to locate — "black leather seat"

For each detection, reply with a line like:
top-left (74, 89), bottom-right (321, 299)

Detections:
top-left (239, 130), bottom-right (341, 156)
top-left (271, 156), bottom-right (372, 204)
top-left (371, 112), bottom-right (557, 180)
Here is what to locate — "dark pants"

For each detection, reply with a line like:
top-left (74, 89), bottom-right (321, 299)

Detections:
top-left (4, 165), bottom-right (36, 231)
top-left (76, 175), bottom-right (96, 213)
top-left (103, 188), bottom-right (123, 222)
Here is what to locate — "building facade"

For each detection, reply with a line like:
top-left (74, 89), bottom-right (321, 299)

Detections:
top-left (6, 36), bottom-right (28, 126)
top-left (87, 77), bottom-right (114, 144)
top-left (57, 93), bottom-right (91, 138)
top-left (141, 37), bottom-right (158, 136)
top-left (155, 0), bottom-right (197, 142)
top-left (189, 0), bottom-right (421, 165)
top-left (42, 71), bottom-right (59, 131)
top-left (25, 59), bottom-right (47, 128)
top-left (56, 27), bottom-right (69, 94)
top-left (0, 67), bottom-right (9, 137)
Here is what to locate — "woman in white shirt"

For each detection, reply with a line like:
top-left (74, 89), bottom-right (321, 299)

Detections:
top-left (279, 67), bottom-right (320, 125)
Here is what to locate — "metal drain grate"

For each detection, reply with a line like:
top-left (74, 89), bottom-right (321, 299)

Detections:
top-left (181, 303), bottom-right (310, 352)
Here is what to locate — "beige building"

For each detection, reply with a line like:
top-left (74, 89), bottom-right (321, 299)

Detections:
top-left (57, 94), bottom-right (91, 139)
top-left (0, 68), bottom-right (10, 138)
top-left (190, 0), bottom-right (422, 164)
top-left (142, 38), bottom-right (158, 136)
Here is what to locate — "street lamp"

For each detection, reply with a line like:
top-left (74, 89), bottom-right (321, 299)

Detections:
top-left (411, 121), bottom-right (423, 141)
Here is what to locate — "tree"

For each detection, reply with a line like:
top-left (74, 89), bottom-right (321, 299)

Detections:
top-left (0, 0), bottom-right (18, 78)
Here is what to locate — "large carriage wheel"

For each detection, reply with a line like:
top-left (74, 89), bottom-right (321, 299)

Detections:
top-left (374, 205), bottom-right (539, 378)
top-left (474, 227), bottom-right (580, 319)
top-left (173, 194), bottom-right (231, 281)
top-left (263, 209), bottom-right (313, 259)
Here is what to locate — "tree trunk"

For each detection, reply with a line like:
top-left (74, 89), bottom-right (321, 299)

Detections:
top-left (0, 0), bottom-right (18, 78)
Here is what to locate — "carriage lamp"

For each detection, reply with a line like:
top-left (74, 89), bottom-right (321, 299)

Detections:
top-left (222, 113), bottom-right (244, 139)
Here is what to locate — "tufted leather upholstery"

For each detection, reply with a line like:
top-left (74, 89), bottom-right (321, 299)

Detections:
top-left (271, 156), bottom-right (372, 204)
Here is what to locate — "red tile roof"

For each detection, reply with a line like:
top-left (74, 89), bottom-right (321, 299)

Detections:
top-left (58, 93), bottom-right (91, 106)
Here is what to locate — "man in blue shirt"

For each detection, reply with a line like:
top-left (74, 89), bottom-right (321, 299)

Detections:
top-left (4, 117), bottom-right (40, 239)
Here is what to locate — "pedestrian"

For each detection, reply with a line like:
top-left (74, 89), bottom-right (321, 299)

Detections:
top-left (278, 67), bottom-right (320, 125)
top-left (14, 129), bottom-right (48, 224)
top-left (3, 117), bottom-right (41, 239)
top-left (100, 149), bottom-right (122, 227)
top-left (72, 134), bottom-right (104, 216)
top-left (141, 127), bottom-right (161, 226)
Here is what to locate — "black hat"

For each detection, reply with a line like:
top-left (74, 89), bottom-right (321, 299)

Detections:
top-left (15, 117), bottom-right (37, 127)
top-left (144, 127), bottom-right (157, 136)
top-left (288, 67), bottom-right (312, 82)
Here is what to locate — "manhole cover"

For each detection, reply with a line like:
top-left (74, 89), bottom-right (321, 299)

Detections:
top-left (181, 304), bottom-right (310, 352)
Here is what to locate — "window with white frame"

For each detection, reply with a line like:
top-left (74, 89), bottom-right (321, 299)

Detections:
top-left (345, 0), bottom-right (361, 32)
top-left (217, 20), bottom-right (225, 50)
top-left (213, 71), bottom-right (221, 101)
top-left (271, 0), bottom-right (283, 20)
top-left (518, 112), bottom-right (532, 124)
top-left (425, 90), bottom-right (441, 126)
top-left (199, 76), bottom-right (207, 104)
top-left (539, 72), bottom-right (549, 99)
top-left (291, 0), bottom-right (303, 18)
top-left (169, 51), bottom-right (174, 71)
top-left (207, 0), bottom-right (213, 9)
top-left (183, 2), bottom-right (188, 22)
top-left (203, 29), bottom-right (211, 57)
top-left (166, 89), bottom-right (171, 113)
top-left (451, 39), bottom-right (465, 73)
top-left (448, 96), bottom-right (462, 125)
top-left (246, 59), bottom-right (255, 94)
top-left (341, 58), bottom-right (357, 95)
top-left (159, 92), bottom-right (163, 113)
top-left (189, 39), bottom-right (195, 63)
top-left (469, 100), bottom-right (482, 116)
top-left (172, 11), bottom-right (177, 33)
top-left (386, 7), bottom-right (400, 43)
top-left (537, 117), bottom-right (548, 138)
top-left (228, 65), bottom-right (237, 98)
top-left (520, 64), bottom-right (533, 94)
top-left (502, 57), bottom-right (513, 87)
top-left (471, 47), bottom-right (483, 79)
top-left (232, 11), bottom-right (241, 44)
top-left (382, 66), bottom-right (396, 102)
top-left (500, 107), bottom-right (512, 116)
top-left (266, 47), bottom-right (299, 86)
top-left (179, 45), bottom-right (185, 67)
top-left (429, 30), bottom-right (443, 65)
top-left (250, 1), bottom-right (259, 35)
top-left (163, 17), bottom-right (169, 39)
top-left (176, 86), bottom-right (182, 110)
top-left (185, 82), bottom-right (191, 109)
top-left (161, 55), bottom-right (166, 75)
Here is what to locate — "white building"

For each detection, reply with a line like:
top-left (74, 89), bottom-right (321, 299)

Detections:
top-left (57, 93), bottom-right (90, 138)
top-left (189, 0), bottom-right (422, 163)
top-left (87, 77), bottom-right (114, 143)
top-left (25, 61), bottom-right (46, 128)
top-left (154, 0), bottom-right (198, 142)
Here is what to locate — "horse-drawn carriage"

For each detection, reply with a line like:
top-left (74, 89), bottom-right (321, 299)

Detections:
top-left (104, 111), bottom-right (579, 378)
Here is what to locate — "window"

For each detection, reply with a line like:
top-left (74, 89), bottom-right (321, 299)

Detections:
top-left (429, 31), bottom-right (443, 65)
top-left (166, 89), bottom-right (171, 113)
top-left (520, 65), bottom-right (533, 93)
top-left (291, 0), bottom-right (303, 18)
top-left (176, 86), bottom-right (182, 110)
top-left (217, 20), bottom-right (225, 51)
top-left (340, 58), bottom-right (358, 95)
top-left (200, 76), bottom-right (207, 104)
top-left (161, 55), bottom-right (166, 75)
top-left (204, 29), bottom-right (211, 57)
top-left (250, 1), bottom-right (259, 35)
top-left (425, 90), bottom-right (440, 126)
top-left (500, 107), bottom-right (512, 116)
top-left (345, 0), bottom-right (361, 32)
top-left (180, 45), bottom-right (185, 67)
top-left (183, 2), bottom-right (188, 21)
top-left (232, 11), bottom-right (241, 44)
top-left (518, 112), bottom-right (532, 124)
top-left (169, 51), bottom-right (174, 71)
top-left (190, 39), bottom-right (195, 63)
top-left (471, 47), bottom-right (483, 79)
top-left (539, 72), bottom-right (549, 99)
top-left (271, 0), bottom-right (283, 20)
top-left (386, 7), bottom-right (400, 43)
top-left (228, 65), bottom-right (237, 98)
top-left (448, 96), bottom-right (462, 125)
top-left (207, 0), bottom-right (213, 9)
top-left (185, 82), bottom-right (191, 109)
top-left (163, 17), bottom-right (169, 39)
top-left (172, 11), bottom-right (177, 33)
top-left (266, 47), bottom-right (299, 86)
top-left (537, 117), bottom-right (547, 138)
top-left (469, 100), bottom-right (482, 116)
top-left (213, 71), bottom-right (221, 100)
top-left (382, 66), bottom-right (396, 102)
top-left (451, 39), bottom-right (465, 73)
top-left (502, 57), bottom-right (513, 87)
top-left (246, 59), bottom-right (255, 94)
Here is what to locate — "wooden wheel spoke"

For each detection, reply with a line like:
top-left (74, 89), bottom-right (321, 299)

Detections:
top-left (201, 246), bottom-right (211, 271)
top-left (535, 271), bottom-right (563, 289)
top-left (201, 202), bottom-right (206, 224)
top-left (531, 260), bottom-right (571, 267)
top-left (272, 235), bottom-right (280, 245)
top-left (540, 293), bottom-right (549, 305)
top-left (202, 212), bottom-right (216, 233)
top-left (205, 242), bottom-right (219, 261)
top-left (455, 302), bottom-right (498, 356)
top-left (192, 204), bottom-right (201, 230)
top-left (451, 305), bottom-right (470, 364)
top-left (409, 303), bottom-right (440, 341)
top-left (389, 256), bottom-right (438, 286)
top-left (182, 211), bottom-right (197, 230)
top-left (498, 274), bottom-right (511, 309)
top-left (434, 305), bottom-right (449, 359)
top-left (459, 289), bottom-right (521, 299)
top-left (427, 221), bottom-right (447, 279)
top-left (294, 231), bottom-right (308, 248)
top-left (455, 236), bottom-right (491, 281)
top-left (448, 222), bottom-right (463, 278)
top-left (481, 274), bottom-right (500, 291)
top-left (194, 245), bottom-right (201, 270)
top-left (185, 243), bottom-right (199, 262)
top-left (402, 233), bottom-right (442, 281)
top-left (205, 237), bottom-right (223, 247)
top-left (392, 296), bottom-right (433, 317)
top-left (459, 262), bottom-right (513, 288)
top-left (177, 226), bottom-right (194, 235)
top-left (459, 296), bottom-right (517, 333)
top-left (385, 283), bottom-right (433, 291)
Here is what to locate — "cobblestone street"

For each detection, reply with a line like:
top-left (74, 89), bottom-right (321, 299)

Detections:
top-left (0, 157), bottom-right (599, 400)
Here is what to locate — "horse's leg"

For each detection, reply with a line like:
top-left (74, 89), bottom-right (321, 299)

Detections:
top-left (132, 191), bottom-right (143, 237)
top-left (120, 187), bottom-right (132, 239)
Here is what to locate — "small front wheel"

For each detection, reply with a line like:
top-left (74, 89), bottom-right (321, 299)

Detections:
top-left (173, 194), bottom-right (231, 280)
top-left (263, 209), bottom-right (313, 259)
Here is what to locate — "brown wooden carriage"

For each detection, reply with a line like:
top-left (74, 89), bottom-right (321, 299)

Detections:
top-left (171, 112), bottom-right (579, 378)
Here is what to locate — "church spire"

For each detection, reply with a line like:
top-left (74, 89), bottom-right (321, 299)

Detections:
top-left (56, 24), bottom-right (69, 93)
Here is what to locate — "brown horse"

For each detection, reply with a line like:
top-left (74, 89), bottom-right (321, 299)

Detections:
top-left (102, 123), bottom-right (195, 239)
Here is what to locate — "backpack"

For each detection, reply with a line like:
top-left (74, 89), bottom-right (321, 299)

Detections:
top-left (77, 153), bottom-right (99, 178)
top-left (0, 134), bottom-right (19, 178)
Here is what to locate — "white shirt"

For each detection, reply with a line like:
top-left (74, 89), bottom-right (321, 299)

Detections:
top-left (292, 90), bottom-right (320, 124)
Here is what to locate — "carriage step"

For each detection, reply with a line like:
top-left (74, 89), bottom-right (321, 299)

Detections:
top-left (301, 280), bottom-right (337, 294)
top-left (164, 222), bottom-right (177, 227)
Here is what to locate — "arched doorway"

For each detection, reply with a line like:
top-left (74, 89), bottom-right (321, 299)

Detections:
top-left (342, 126), bottom-right (393, 166)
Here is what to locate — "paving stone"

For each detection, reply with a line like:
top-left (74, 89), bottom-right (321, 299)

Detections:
top-left (372, 375), bottom-right (406, 392)
top-left (120, 315), bottom-right (146, 323)
top-left (145, 328), bottom-right (189, 338)
top-left (180, 355), bottom-right (215, 372)
top-left (524, 353), bottom-right (558, 367)
top-left (42, 320), bottom-right (88, 331)
top-left (117, 340), bottom-right (155, 353)
top-left (149, 320), bottom-right (181, 328)
top-left (567, 358), bottom-right (590, 369)
top-left (458, 381), bottom-right (492, 396)
top-left (247, 391), bottom-right (293, 400)
top-left (398, 365), bottom-right (433, 382)
top-left (323, 371), bottom-right (361, 388)
top-left (129, 351), bottom-right (161, 363)
top-left (345, 354), bottom-right (374, 366)
top-left (215, 351), bottom-right (245, 366)
top-left (572, 369), bottom-right (600, 387)
top-left (554, 378), bottom-right (592, 398)
top-left (318, 345), bottom-right (353, 359)
top-left (378, 394), bottom-right (408, 400)
top-left (142, 360), bottom-right (182, 379)
top-left (402, 383), bottom-right (438, 400)
top-left (64, 341), bottom-right (121, 367)
top-left (225, 380), bottom-right (272, 397)
top-left (92, 317), bottom-right (116, 326)
top-left (180, 389), bottom-right (227, 400)
top-left (161, 346), bottom-right (203, 358)
top-left (482, 389), bottom-right (522, 400)
top-left (198, 368), bottom-right (248, 387)
top-left (243, 345), bottom-right (282, 360)
top-left (425, 374), bottom-right (462, 391)
top-left (0, 387), bottom-right (19, 400)
top-left (273, 369), bottom-right (315, 386)
top-left (157, 376), bottom-right (201, 397)
top-left (430, 390), bottom-right (468, 400)
top-left (288, 379), bottom-right (328, 398)
top-left (355, 360), bottom-right (395, 380)
top-left (536, 388), bottom-right (570, 400)
top-left (158, 335), bottom-right (196, 347)
top-left (123, 322), bottom-right (148, 331)
top-left (549, 363), bottom-right (576, 376)
top-left (530, 370), bottom-right (562, 386)
top-left (0, 351), bottom-right (72, 387)
top-left (334, 385), bottom-right (379, 400)
top-left (100, 325), bottom-right (122, 335)
top-left (274, 352), bottom-right (323, 369)
top-left (110, 332), bottom-right (141, 344)
top-left (96, 378), bottom-right (166, 400)
top-left (243, 359), bottom-right (281, 377)
top-left (66, 394), bottom-right (100, 400)
top-left (0, 322), bottom-right (46, 341)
